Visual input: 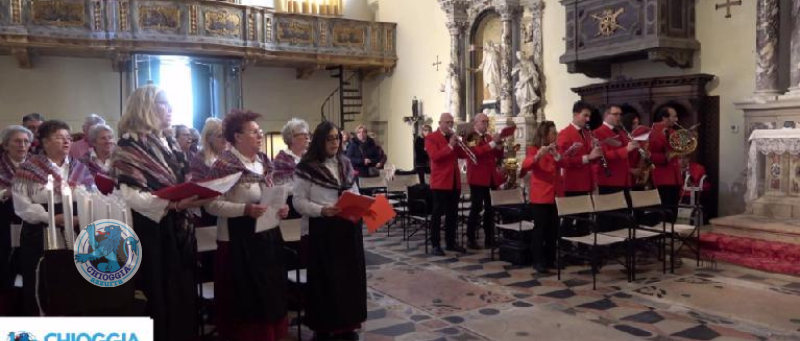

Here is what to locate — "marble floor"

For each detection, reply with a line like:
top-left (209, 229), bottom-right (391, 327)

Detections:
top-left (286, 226), bottom-right (800, 341)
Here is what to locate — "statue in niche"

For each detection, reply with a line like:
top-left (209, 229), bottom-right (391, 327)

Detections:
top-left (512, 50), bottom-right (540, 117)
top-left (443, 63), bottom-right (461, 119)
top-left (473, 41), bottom-right (502, 102)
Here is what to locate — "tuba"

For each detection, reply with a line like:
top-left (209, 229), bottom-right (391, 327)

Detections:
top-left (667, 122), bottom-right (699, 159)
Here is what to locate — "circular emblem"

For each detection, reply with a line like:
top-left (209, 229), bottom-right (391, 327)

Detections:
top-left (73, 219), bottom-right (142, 287)
top-left (7, 332), bottom-right (37, 341)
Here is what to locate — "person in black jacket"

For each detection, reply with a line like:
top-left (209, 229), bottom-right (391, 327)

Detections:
top-left (345, 125), bottom-right (381, 177)
top-left (414, 124), bottom-right (432, 184)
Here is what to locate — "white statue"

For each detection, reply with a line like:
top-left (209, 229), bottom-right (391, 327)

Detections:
top-left (474, 41), bottom-right (502, 101)
top-left (444, 63), bottom-right (461, 118)
top-left (512, 50), bottom-right (540, 117)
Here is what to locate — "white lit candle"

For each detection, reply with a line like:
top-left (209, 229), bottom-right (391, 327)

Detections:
top-left (45, 175), bottom-right (57, 250)
top-left (62, 184), bottom-right (74, 249)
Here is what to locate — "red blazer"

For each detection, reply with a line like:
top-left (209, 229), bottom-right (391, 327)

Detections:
top-left (466, 133), bottom-right (505, 187)
top-left (649, 122), bottom-right (681, 186)
top-left (593, 123), bottom-right (633, 187)
top-left (520, 146), bottom-right (563, 204)
top-left (557, 124), bottom-right (594, 192)
top-left (425, 130), bottom-right (465, 190)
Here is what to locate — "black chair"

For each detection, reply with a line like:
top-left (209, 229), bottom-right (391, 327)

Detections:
top-left (406, 184), bottom-right (433, 252)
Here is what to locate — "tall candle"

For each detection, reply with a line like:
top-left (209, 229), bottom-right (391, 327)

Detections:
top-left (62, 184), bottom-right (74, 249)
top-left (87, 199), bottom-right (94, 224)
top-left (45, 175), bottom-right (56, 250)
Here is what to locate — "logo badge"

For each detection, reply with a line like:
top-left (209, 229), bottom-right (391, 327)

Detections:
top-left (7, 331), bottom-right (37, 341)
top-left (74, 219), bottom-right (142, 287)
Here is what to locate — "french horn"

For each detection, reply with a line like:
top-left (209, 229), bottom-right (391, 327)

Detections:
top-left (668, 122), bottom-right (699, 159)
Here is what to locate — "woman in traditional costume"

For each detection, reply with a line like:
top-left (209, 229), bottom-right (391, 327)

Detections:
top-left (113, 85), bottom-right (213, 341)
top-left (80, 124), bottom-right (115, 177)
top-left (293, 121), bottom-right (366, 341)
top-left (189, 117), bottom-right (227, 181)
top-left (12, 120), bottom-right (93, 316)
top-left (0, 125), bottom-right (32, 307)
top-left (204, 110), bottom-right (290, 341)
top-left (273, 118), bottom-right (310, 187)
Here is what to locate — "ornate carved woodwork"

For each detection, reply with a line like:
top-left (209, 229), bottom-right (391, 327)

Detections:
top-left (573, 74), bottom-right (719, 218)
top-left (0, 0), bottom-right (397, 71)
top-left (561, 0), bottom-right (700, 78)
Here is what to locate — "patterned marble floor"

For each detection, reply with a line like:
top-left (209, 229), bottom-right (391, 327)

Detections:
top-left (287, 226), bottom-right (800, 341)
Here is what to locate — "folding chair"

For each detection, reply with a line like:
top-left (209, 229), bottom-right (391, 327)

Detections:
top-left (630, 189), bottom-right (678, 273)
top-left (676, 172), bottom-right (705, 266)
top-left (358, 176), bottom-right (388, 197)
top-left (280, 218), bottom-right (306, 341)
top-left (458, 171), bottom-right (472, 245)
top-left (593, 192), bottom-right (664, 281)
top-left (195, 225), bottom-right (217, 339)
top-left (555, 195), bottom-right (628, 289)
top-left (406, 184), bottom-right (433, 252)
top-left (490, 188), bottom-right (534, 261)
top-left (386, 173), bottom-right (420, 238)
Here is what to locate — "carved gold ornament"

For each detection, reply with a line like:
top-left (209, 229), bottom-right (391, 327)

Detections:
top-left (591, 8), bottom-right (625, 37)
top-left (139, 5), bottom-right (180, 31)
top-left (277, 19), bottom-right (313, 45)
top-left (332, 24), bottom-right (365, 48)
top-left (204, 10), bottom-right (241, 37)
top-left (33, 0), bottom-right (86, 27)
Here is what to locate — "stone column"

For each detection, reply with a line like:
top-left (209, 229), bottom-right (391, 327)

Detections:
top-left (755, 0), bottom-right (781, 98)
top-left (447, 21), bottom-right (467, 122)
top-left (498, 4), bottom-right (520, 118)
top-left (789, 0), bottom-right (800, 95)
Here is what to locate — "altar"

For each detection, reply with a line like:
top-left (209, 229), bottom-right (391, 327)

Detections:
top-left (745, 128), bottom-right (800, 218)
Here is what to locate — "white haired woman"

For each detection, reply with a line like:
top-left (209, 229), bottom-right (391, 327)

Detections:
top-left (113, 85), bottom-right (215, 341)
top-left (272, 118), bottom-right (310, 187)
top-left (70, 113), bottom-right (106, 159)
top-left (80, 124), bottom-right (115, 177)
top-left (13, 120), bottom-right (94, 316)
top-left (189, 118), bottom-right (227, 181)
top-left (0, 125), bottom-right (32, 303)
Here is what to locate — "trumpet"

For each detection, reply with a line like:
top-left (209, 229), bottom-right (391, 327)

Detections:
top-left (585, 126), bottom-right (611, 177)
top-left (448, 127), bottom-right (478, 164)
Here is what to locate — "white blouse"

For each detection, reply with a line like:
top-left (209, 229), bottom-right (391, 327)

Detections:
top-left (12, 157), bottom-right (72, 225)
top-left (292, 157), bottom-right (358, 234)
top-left (204, 149), bottom-right (270, 242)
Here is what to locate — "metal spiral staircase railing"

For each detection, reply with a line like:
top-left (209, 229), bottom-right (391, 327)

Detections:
top-left (320, 66), bottom-right (363, 129)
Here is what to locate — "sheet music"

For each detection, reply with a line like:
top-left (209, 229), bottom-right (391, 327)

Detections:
top-left (256, 185), bottom-right (289, 233)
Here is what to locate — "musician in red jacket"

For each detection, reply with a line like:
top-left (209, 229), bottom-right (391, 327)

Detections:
top-left (425, 113), bottom-right (467, 256)
top-left (593, 104), bottom-right (639, 195)
top-left (465, 113), bottom-right (505, 250)
top-left (649, 106), bottom-right (682, 221)
top-left (557, 101), bottom-right (604, 196)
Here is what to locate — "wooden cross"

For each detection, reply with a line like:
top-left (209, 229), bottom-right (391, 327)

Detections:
top-left (432, 55), bottom-right (442, 71)
top-left (715, 0), bottom-right (742, 18)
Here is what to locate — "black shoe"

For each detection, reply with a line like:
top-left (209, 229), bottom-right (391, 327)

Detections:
top-left (446, 245), bottom-right (467, 254)
top-left (334, 331), bottom-right (360, 341)
top-left (467, 240), bottom-right (482, 250)
top-left (431, 247), bottom-right (446, 256)
top-left (533, 264), bottom-right (550, 274)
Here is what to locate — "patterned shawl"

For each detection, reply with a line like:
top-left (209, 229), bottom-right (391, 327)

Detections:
top-left (295, 154), bottom-right (355, 191)
top-left (14, 154), bottom-right (94, 196)
top-left (112, 133), bottom-right (186, 192)
top-left (79, 149), bottom-right (112, 177)
top-left (0, 152), bottom-right (22, 190)
top-left (272, 149), bottom-right (298, 186)
top-left (188, 150), bottom-right (213, 182)
top-left (207, 149), bottom-right (273, 187)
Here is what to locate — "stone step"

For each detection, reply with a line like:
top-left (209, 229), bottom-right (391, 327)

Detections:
top-left (710, 214), bottom-right (800, 245)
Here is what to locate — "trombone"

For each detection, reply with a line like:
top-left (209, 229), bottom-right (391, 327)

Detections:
top-left (448, 127), bottom-right (478, 164)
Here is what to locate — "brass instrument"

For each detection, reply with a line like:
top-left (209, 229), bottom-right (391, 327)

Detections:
top-left (449, 127), bottom-right (478, 164)
top-left (622, 125), bottom-right (654, 187)
top-left (620, 125), bottom-right (652, 168)
top-left (667, 122), bottom-right (699, 159)
top-left (585, 126), bottom-right (611, 177)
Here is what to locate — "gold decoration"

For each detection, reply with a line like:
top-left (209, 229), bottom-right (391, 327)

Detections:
top-left (370, 24), bottom-right (380, 51)
top-left (93, 0), bottom-right (102, 30)
top-left (277, 19), bottom-right (313, 45)
top-left (119, 0), bottom-right (129, 31)
top-left (385, 27), bottom-right (393, 52)
top-left (332, 24), bottom-right (365, 48)
top-left (11, 0), bottom-right (22, 24)
top-left (265, 16), bottom-right (273, 42)
top-left (591, 8), bottom-right (625, 37)
top-left (139, 5), bottom-right (180, 31)
top-left (248, 12), bottom-right (256, 41)
top-left (319, 20), bottom-right (329, 46)
top-left (32, 0), bottom-right (86, 27)
top-left (204, 10), bottom-right (241, 37)
top-left (190, 5), bottom-right (198, 34)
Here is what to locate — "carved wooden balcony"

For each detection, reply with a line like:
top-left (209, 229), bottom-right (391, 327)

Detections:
top-left (0, 0), bottom-right (397, 71)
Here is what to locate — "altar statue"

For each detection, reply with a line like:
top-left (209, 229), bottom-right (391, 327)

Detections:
top-left (512, 50), bottom-right (540, 117)
top-left (474, 41), bottom-right (502, 101)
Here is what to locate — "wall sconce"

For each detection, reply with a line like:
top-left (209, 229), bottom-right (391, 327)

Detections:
top-left (263, 132), bottom-right (287, 159)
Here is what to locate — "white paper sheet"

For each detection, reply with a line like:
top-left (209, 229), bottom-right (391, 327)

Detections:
top-left (198, 172), bottom-right (243, 194)
top-left (256, 185), bottom-right (289, 233)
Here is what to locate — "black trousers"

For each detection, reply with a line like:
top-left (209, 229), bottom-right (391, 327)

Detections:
top-left (467, 185), bottom-right (494, 245)
top-left (431, 190), bottom-right (460, 249)
top-left (531, 203), bottom-right (558, 267)
top-left (657, 185), bottom-right (680, 223)
top-left (597, 187), bottom-right (632, 232)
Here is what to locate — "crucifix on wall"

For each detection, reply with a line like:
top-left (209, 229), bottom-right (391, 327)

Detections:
top-left (432, 55), bottom-right (442, 71)
top-left (715, 0), bottom-right (742, 18)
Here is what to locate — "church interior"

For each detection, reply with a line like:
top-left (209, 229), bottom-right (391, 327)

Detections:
top-left (1, 0), bottom-right (800, 340)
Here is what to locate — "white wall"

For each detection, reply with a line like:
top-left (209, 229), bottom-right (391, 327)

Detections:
top-left (0, 56), bottom-right (123, 132)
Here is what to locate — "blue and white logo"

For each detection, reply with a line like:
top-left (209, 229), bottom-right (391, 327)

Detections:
top-left (7, 331), bottom-right (36, 341)
top-left (74, 219), bottom-right (142, 287)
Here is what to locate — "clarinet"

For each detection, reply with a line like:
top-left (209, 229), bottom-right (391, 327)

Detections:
top-left (620, 125), bottom-right (652, 167)
top-left (585, 126), bottom-right (611, 177)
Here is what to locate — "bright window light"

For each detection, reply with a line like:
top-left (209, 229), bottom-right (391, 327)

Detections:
top-left (159, 56), bottom-right (194, 128)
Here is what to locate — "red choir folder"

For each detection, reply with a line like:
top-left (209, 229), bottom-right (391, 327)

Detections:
top-left (153, 172), bottom-right (242, 201)
top-left (94, 174), bottom-right (115, 195)
top-left (500, 126), bottom-right (516, 138)
top-left (364, 195), bottom-right (397, 234)
top-left (335, 191), bottom-right (375, 223)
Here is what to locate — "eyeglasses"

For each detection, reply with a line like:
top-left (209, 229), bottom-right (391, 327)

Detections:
top-left (326, 135), bottom-right (341, 142)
